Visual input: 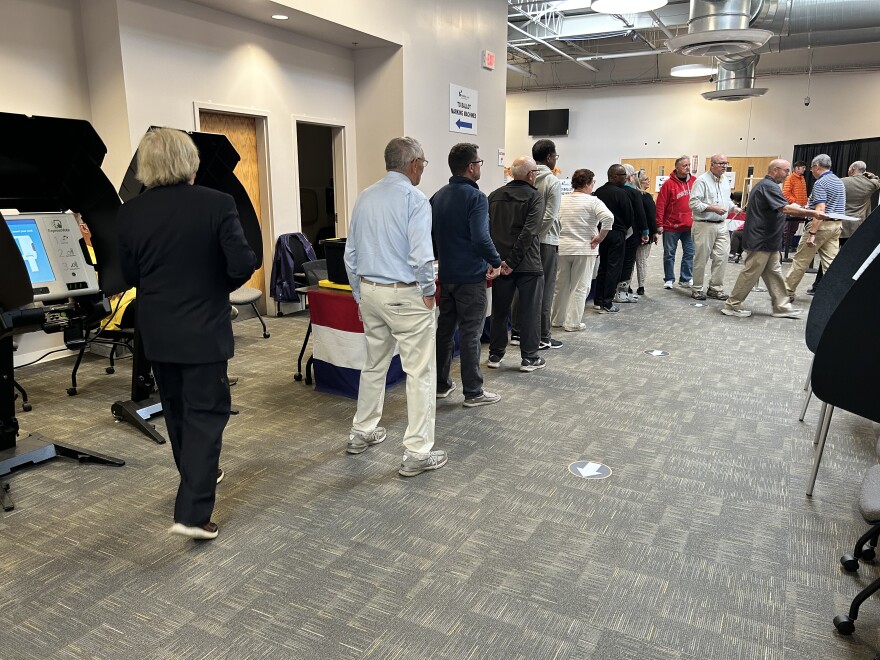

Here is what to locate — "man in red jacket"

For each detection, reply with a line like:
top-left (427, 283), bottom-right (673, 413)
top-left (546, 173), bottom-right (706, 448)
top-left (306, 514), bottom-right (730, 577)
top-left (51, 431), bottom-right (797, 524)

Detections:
top-left (656, 155), bottom-right (696, 289)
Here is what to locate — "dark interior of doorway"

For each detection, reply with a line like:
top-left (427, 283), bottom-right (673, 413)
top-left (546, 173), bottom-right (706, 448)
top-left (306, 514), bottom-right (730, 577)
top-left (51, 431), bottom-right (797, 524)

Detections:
top-left (296, 123), bottom-right (335, 258)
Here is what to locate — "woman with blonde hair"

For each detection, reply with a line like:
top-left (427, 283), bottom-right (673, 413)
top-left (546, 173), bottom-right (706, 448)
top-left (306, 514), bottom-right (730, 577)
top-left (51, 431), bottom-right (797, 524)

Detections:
top-left (633, 168), bottom-right (660, 296)
top-left (118, 128), bottom-right (256, 540)
top-left (551, 168), bottom-right (613, 331)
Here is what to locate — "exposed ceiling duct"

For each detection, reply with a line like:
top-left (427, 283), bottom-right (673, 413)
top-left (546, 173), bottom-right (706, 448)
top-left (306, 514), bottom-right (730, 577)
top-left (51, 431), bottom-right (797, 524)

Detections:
top-left (666, 0), bottom-right (773, 57)
top-left (702, 54), bottom-right (767, 101)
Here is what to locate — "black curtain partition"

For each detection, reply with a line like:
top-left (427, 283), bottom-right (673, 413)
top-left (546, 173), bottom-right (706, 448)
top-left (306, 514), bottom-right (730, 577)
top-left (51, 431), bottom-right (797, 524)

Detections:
top-left (792, 136), bottom-right (880, 201)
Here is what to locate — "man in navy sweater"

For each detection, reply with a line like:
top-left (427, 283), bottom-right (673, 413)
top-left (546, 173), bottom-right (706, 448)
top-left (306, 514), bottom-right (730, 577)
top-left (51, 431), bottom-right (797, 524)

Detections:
top-left (432, 143), bottom-right (503, 407)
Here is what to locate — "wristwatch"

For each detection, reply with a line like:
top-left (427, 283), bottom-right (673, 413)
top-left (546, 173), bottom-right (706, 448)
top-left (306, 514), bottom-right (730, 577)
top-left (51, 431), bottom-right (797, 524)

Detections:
top-left (808, 231), bottom-right (817, 235)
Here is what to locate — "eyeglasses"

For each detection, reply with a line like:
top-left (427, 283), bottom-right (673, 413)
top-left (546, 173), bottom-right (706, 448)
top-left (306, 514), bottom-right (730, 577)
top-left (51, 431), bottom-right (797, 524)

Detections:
top-left (529, 169), bottom-right (540, 175)
top-left (413, 158), bottom-right (428, 168)
top-left (550, 153), bottom-right (559, 159)
top-left (712, 161), bottom-right (729, 166)
top-left (470, 160), bottom-right (484, 166)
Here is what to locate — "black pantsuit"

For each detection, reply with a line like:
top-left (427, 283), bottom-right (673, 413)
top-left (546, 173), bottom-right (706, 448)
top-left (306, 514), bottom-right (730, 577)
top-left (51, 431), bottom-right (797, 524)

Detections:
top-left (152, 361), bottom-right (231, 526)
top-left (490, 272), bottom-right (543, 359)
top-left (594, 229), bottom-right (625, 308)
top-left (437, 282), bottom-right (488, 399)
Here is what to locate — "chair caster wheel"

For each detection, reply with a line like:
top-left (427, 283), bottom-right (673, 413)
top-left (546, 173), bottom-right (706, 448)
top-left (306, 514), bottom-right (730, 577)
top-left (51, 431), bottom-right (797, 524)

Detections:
top-left (67, 388), bottom-right (78, 396)
top-left (841, 554), bottom-right (860, 572)
top-left (294, 374), bottom-right (303, 382)
top-left (105, 367), bottom-right (115, 374)
top-left (833, 614), bottom-right (855, 635)
top-left (263, 332), bottom-right (270, 339)
top-left (861, 546), bottom-right (876, 561)
top-left (22, 403), bottom-right (32, 412)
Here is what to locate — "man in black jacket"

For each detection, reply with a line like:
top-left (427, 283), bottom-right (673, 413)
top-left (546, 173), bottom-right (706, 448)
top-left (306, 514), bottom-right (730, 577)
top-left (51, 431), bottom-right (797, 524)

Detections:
top-left (486, 156), bottom-right (546, 372)
top-left (432, 143), bottom-right (502, 406)
top-left (593, 164), bottom-right (634, 314)
top-left (118, 128), bottom-right (256, 540)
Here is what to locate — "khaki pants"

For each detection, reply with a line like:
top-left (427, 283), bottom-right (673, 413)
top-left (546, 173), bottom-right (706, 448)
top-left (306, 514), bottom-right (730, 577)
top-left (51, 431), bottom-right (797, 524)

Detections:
top-left (352, 283), bottom-right (436, 458)
top-left (724, 250), bottom-right (795, 314)
top-left (784, 220), bottom-right (841, 296)
top-left (552, 254), bottom-right (596, 330)
top-left (691, 221), bottom-right (729, 293)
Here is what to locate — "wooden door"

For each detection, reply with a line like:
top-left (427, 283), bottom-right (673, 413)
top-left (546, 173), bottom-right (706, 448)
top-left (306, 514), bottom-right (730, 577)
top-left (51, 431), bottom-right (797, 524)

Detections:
top-left (704, 155), bottom-right (779, 201)
top-left (198, 111), bottom-right (266, 310)
top-left (620, 157), bottom-right (679, 196)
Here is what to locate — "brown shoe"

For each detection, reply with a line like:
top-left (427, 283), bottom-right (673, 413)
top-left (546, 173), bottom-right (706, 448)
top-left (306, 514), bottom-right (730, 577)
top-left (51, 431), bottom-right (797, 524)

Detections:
top-left (170, 521), bottom-right (219, 540)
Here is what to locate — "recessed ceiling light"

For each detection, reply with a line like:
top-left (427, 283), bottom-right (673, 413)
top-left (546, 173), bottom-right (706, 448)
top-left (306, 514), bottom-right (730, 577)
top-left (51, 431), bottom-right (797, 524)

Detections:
top-left (670, 63), bottom-right (716, 77)
top-left (591, 0), bottom-right (667, 13)
top-left (271, 14), bottom-right (289, 20)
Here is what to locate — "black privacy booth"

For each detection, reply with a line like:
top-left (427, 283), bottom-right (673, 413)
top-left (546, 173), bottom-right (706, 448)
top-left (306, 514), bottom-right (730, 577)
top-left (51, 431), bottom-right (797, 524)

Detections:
top-left (793, 208), bottom-right (880, 635)
top-left (109, 127), bottom-right (264, 443)
top-left (0, 112), bottom-right (126, 510)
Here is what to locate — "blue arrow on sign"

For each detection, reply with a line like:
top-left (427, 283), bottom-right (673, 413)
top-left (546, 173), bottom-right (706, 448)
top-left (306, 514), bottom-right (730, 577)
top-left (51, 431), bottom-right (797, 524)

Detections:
top-left (568, 461), bottom-right (612, 479)
top-left (456, 119), bottom-right (473, 129)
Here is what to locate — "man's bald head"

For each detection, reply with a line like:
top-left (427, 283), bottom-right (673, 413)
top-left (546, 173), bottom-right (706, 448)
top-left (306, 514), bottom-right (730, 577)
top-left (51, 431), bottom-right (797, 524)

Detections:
top-left (511, 156), bottom-right (537, 182)
top-left (768, 158), bottom-right (792, 183)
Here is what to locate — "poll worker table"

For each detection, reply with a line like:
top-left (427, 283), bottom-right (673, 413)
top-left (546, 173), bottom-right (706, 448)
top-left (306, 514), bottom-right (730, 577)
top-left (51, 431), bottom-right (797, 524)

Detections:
top-left (303, 285), bottom-right (404, 398)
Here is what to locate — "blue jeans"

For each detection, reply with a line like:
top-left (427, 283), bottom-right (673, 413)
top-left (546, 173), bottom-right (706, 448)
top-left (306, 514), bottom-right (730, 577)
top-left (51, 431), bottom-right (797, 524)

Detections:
top-left (663, 230), bottom-right (694, 283)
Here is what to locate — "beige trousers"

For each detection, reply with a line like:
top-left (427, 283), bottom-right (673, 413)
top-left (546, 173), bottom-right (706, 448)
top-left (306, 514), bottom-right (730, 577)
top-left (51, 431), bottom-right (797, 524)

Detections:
top-left (552, 254), bottom-right (596, 329)
top-left (784, 220), bottom-right (841, 296)
top-left (635, 243), bottom-right (651, 287)
top-left (691, 221), bottom-right (730, 293)
top-left (352, 283), bottom-right (436, 458)
top-left (724, 250), bottom-right (795, 314)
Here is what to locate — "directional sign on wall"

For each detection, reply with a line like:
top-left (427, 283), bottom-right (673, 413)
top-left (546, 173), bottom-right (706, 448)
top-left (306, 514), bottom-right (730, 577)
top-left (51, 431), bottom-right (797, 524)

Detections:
top-left (450, 84), bottom-right (478, 135)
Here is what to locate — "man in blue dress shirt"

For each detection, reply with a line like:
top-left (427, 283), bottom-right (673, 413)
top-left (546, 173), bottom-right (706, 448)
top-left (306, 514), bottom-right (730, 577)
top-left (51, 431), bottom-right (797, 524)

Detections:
top-left (343, 137), bottom-right (447, 477)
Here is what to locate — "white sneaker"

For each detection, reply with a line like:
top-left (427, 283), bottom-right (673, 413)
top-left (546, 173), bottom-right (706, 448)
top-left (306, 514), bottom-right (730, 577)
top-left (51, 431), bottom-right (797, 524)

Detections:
top-left (772, 308), bottom-right (803, 319)
top-left (564, 323), bottom-right (586, 332)
top-left (721, 307), bottom-right (752, 318)
top-left (663, 280), bottom-right (674, 289)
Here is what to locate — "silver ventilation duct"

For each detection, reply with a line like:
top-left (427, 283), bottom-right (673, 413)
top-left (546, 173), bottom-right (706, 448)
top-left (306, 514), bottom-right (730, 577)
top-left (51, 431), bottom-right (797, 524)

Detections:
top-left (702, 54), bottom-right (767, 101)
top-left (666, 0), bottom-right (773, 57)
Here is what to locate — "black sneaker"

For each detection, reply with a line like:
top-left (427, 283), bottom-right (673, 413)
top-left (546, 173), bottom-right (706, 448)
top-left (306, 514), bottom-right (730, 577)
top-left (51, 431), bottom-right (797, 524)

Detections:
top-left (216, 468), bottom-right (224, 484)
top-left (436, 382), bottom-right (457, 399)
top-left (598, 304), bottom-right (620, 314)
top-left (509, 334), bottom-right (520, 346)
top-left (487, 354), bottom-right (503, 369)
top-left (519, 357), bottom-right (547, 372)
top-left (636, 287), bottom-right (645, 296)
top-left (539, 338), bottom-right (563, 350)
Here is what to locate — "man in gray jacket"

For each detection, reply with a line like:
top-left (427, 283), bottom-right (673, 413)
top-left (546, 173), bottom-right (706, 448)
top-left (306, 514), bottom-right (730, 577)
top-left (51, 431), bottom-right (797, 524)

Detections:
top-left (487, 157), bottom-right (546, 373)
top-left (841, 160), bottom-right (880, 244)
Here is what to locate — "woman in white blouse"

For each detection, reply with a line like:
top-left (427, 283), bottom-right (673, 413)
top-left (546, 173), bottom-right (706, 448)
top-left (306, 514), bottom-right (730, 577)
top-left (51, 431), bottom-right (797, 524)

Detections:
top-left (551, 168), bottom-right (613, 331)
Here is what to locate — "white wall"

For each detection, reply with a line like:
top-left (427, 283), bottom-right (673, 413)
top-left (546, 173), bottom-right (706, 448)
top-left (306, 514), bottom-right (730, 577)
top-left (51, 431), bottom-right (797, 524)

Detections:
top-left (115, 0), bottom-right (359, 240)
top-left (275, 0), bottom-right (510, 194)
top-left (506, 71), bottom-right (880, 183)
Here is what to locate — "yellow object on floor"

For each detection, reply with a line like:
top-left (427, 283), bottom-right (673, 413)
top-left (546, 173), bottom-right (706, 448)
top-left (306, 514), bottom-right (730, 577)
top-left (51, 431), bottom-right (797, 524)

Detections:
top-left (318, 279), bottom-right (352, 291)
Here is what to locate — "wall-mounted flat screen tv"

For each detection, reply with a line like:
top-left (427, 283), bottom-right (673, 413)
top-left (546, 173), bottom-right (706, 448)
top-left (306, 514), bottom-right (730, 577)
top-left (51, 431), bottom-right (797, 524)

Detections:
top-left (528, 109), bottom-right (569, 136)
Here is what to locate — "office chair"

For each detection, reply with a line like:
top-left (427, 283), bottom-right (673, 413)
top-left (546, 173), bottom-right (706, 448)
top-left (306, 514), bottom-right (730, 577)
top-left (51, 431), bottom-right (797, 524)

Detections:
top-left (294, 259), bottom-right (326, 384)
top-left (230, 285), bottom-right (270, 339)
top-left (11, 339), bottom-right (31, 412)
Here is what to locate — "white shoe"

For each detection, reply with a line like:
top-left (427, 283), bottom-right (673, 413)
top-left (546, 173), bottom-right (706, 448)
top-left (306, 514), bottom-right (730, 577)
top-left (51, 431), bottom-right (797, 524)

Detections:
top-left (721, 307), bottom-right (752, 318)
top-left (663, 280), bottom-right (673, 289)
top-left (772, 308), bottom-right (803, 319)
top-left (564, 323), bottom-right (586, 332)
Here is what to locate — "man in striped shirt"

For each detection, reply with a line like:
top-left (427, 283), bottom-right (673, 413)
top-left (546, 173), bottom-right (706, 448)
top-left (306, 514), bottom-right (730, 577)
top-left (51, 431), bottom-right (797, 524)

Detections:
top-left (784, 153), bottom-right (846, 300)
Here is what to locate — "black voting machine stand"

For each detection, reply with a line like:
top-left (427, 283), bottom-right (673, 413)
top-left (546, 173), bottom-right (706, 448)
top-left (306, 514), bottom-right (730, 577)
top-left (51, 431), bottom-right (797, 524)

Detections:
top-left (0, 113), bottom-right (127, 511)
top-left (108, 128), bottom-right (264, 444)
top-left (794, 208), bottom-right (880, 635)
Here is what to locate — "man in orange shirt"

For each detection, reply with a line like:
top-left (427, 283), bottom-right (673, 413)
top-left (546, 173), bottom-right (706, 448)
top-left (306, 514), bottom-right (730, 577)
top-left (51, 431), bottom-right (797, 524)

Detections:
top-left (781, 160), bottom-right (808, 256)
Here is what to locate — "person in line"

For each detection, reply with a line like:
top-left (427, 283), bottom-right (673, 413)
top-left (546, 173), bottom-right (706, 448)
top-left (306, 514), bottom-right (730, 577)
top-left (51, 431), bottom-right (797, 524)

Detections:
top-left (722, 160), bottom-right (826, 319)
top-left (592, 164), bottom-right (634, 314)
top-left (784, 154), bottom-right (846, 300)
top-left (632, 168), bottom-right (660, 297)
top-left (689, 153), bottom-right (740, 301)
top-left (613, 164), bottom-right (649, 303)
top-left (841, 160), bottom-right (880, 244)
top-left (487, 156), bottom-right (546, 372)
top-left (432, 143), bottom-right (502, 407)
top-left (118, 128), bottom-right (256, 540)
top-left (782, 160), bottom-right (808, 258)
top-left (551, 168), bottom-right (612, 331)
top-left (511, 140), bottom-right (563, 350)
top-left (656, 155), bottom-right (695, 290)
top-left (343, 137), bottom-right (447, 477)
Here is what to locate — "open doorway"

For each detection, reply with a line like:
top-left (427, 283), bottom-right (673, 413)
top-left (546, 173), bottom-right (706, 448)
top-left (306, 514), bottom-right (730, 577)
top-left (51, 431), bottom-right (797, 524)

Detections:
top-left (296, 122), bottom-right (345, 257)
